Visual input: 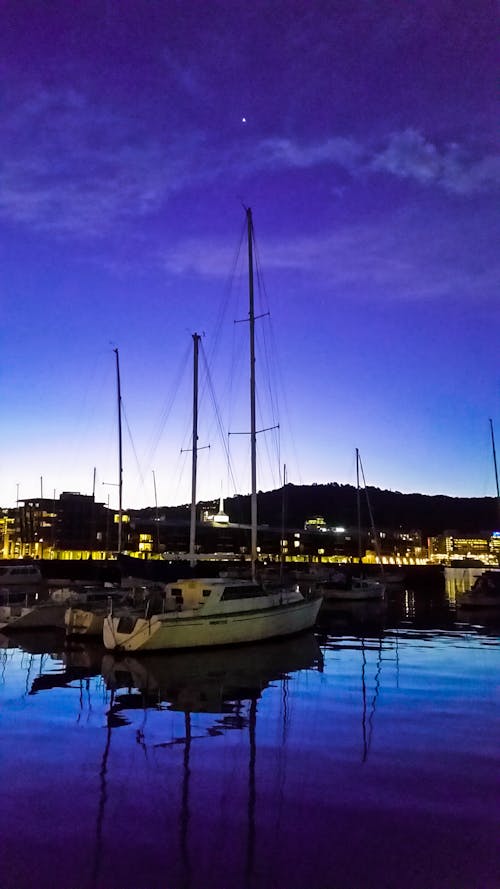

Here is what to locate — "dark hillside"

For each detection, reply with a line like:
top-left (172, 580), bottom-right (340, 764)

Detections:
top-left (134, 483), bottom-right (500, 537)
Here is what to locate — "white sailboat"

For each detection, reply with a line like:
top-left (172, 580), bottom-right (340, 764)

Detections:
top-left (103, 208), bottom-right (322, 652)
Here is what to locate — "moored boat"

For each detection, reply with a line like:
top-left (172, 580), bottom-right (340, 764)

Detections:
top-left (103, 576), bottom-right (321, 652)
top-left (319, 575), bottom-right (386, 602)
top-left (0, 562), bottom-right (43, 586)
top-left (104, 208), bottom-right (322, 652)
top-left (316, 451), bottom-right (385, 603)
top-left (0, 589), bottom-right (66, 631)
top-left (459, 571), bottom-right (500, 609)
top-left (65, 585), bottom-right (133, 636)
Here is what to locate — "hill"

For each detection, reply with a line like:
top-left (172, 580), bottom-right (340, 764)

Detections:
top-left (133, 483), bottom-right (500, 537)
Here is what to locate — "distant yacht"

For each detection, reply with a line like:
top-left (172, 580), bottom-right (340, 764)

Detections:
top-left (317, 450), bottom-right (385, 602)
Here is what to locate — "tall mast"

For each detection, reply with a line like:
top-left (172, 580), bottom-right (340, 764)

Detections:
top-left (189, 333), bottom-right (200, 566)
top-left (152, 470), bottom-right (160, 553)
top-left (489, 418), bottom-right (500, 498)
top-left (280, 463), bottom-right (287, 582)
top-left (247, 208), bottom-right (258, 578)
top-left (114, 348), bottom-right (123, 554)
top-left (356, 447), bottom-right (361, 566)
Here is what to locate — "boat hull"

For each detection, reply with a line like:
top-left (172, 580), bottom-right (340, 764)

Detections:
top-left (103, 597), bottom-right (322, 652)
top-left (320, 579), bottom-right (385, 602)
top-left (459, 594), bottom-right (500, 609)
top-left (65, 607), bottom-right (107, 636)
top-left (321, 588), bottom-right (384, 602)
top-left (0, 602), bottom-right (66, 631)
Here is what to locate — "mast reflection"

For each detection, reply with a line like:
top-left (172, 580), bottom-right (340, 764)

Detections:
top-left (102, 632), bottom-right (322, 889)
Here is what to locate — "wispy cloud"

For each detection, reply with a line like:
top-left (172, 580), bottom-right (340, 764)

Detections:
top-left (252, 136), bottom-right (363, 172)
top-left (1, 83), bottom-right (498, 244)
top-left (371, 129), bottom-right (500, 195)
top-left (162, 215), bottom-right (499, 305)
top-left (0, 88), bottom-right (191, 237)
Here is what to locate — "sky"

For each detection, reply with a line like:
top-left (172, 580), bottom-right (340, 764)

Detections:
top-left (1, 0), bottom-right (499, 511)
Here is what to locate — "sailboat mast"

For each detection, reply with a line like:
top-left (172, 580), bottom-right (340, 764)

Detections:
top-left (489, 418), bottom-right (500, 498)
top-left (247, 208), bottom-right (258, 577)
top-left (280, 463), bottom-right (287, 582)
top-left (356, 447), bottom-right (361, 566)
top-left (189, 333), bottom-right (200, 566)
top-left (114, 348), bottom-right (123, 554)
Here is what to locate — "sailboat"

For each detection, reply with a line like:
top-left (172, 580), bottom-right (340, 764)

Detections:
top-left (318, 449), bottom-right (385, 602)
top-left (103, 209), bottom-right (322, 652)
top-left (65, 349), bottom-right (131, 637)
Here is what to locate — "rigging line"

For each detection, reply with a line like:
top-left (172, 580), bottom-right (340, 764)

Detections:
top-left (255, 378), bottom-right (281, 488)
top-left (254, 267), bottom-right (302, 485)
top-left (254, 261), bottom-right (280, 426)
top-left (121, 402), bottom-right (145, 493)
top-left (200, 346), bottom-right (240, 496)
top-left (171, 448), bottom-right (191, 505)
top-left (204, 217), bottom-right (247, 375)
top-left (253, 245), bottom-right (281, 437)
top-left (358, 454), bottom-right (384, 570)
top-left (143, 340), bottom-right (192, 470)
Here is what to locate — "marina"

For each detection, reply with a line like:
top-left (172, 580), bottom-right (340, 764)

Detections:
top-left (1, 582), bottom-right (498, 889)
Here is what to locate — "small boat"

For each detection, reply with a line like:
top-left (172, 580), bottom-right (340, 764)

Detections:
top-left (459, 571), bottom-right (500, 609)
top-left (0, 589), bottom-right (66, 632)
top-left (319, 575), bottom-right (386, 602)
top-left (65, 585), bottom-right (133, 636)
top-left (317, 450), bottom-right (385, 602)
top-left (104, 208), bottom-right (322, 653)
top-left (0, 562), bottom-right (43, 585)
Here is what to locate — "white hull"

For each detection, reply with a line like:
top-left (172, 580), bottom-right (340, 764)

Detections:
top-left (103, 597), bottom-right (322, 652)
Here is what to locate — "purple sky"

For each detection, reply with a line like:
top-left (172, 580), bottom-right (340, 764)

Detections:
top-left (1, 1), bottom-right (499, 510)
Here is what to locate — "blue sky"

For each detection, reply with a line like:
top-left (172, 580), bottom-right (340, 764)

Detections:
top-left (1, 1), bottom-right (498, 509)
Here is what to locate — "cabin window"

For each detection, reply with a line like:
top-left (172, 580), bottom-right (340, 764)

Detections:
top-left (170, 588), bottom-right (182, 597)
top-left (221, 584), bottom-right (264, 601)
top-left (202, 589), bottom-right (211, 597)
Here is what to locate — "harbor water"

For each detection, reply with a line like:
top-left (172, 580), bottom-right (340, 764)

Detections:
top-left (1, 585), bottom-right (498, 889)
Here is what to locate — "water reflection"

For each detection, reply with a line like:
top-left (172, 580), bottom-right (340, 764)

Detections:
top-left (101, 632), bottom-right (322, 720)
top-left (1, 592), bottom-right (499, 889)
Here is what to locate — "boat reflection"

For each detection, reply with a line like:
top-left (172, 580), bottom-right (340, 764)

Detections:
top-left (101, 630), bottom-right (323, 719)
top-left (317, 597), bottom-right (387, 639)
top-left (98, 631), bottom-right (322, 889)
top-left (0, 627), bottom-right (65, 653)
top-left (456, 608), bottom-right (500, 637)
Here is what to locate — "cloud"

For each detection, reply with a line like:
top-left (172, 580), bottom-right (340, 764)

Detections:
top-left (253, 136), bottom-right (363, 172)
top-left (162, 214), bottom-right (499, 306)
top-left (1, 82), bottom-right (498, 247)
top-left (239, 130), bottom-right (500, 196)
top-left (371, 129), bottom-right (500, 195)
top-left (0, 88), bottom-right (191, 237)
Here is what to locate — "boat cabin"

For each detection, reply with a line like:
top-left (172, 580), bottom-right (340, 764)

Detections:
top-left (163, 578), bottom-right (266, 612)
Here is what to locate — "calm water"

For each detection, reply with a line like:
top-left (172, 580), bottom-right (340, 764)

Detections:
top-left (1, 588), bottom-right (499, 889)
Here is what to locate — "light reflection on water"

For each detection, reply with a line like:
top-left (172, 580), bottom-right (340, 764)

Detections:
top-left (0, 588), bottom-right (499, 889)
